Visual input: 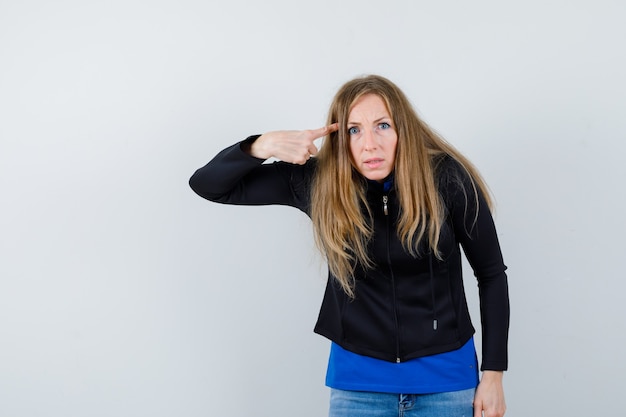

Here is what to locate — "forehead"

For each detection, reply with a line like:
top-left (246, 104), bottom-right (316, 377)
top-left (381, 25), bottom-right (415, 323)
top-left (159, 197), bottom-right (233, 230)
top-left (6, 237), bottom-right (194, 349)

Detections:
top-left (348, 94), bottom-right (391, 118)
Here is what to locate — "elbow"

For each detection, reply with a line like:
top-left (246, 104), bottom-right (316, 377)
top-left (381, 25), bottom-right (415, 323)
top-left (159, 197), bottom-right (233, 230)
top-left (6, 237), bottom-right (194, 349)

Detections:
top-left (188, 171), bottom-right (216, 201)
top-left (188, 171), bottom-right (201, 194)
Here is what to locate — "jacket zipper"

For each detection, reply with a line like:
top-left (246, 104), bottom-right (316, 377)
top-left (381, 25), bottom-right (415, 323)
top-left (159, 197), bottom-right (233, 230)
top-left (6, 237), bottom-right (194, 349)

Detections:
top-left (383, 194), bottom-right (401, 363)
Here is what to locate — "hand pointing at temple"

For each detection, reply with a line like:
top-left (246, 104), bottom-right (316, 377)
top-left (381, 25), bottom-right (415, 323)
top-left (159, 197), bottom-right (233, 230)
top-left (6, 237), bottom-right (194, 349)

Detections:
top-left (247, 123), bottom-right (339, 164)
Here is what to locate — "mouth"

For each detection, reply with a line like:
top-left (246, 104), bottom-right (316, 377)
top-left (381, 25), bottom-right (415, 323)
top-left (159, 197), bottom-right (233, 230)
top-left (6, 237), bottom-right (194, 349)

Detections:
top-left (363, 158), bottom-right (384, 169)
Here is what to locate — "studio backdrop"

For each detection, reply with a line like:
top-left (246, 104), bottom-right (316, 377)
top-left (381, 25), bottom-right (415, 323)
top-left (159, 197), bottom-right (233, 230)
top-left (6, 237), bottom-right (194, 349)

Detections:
top-left (1, 1), bottom-right (625, 416)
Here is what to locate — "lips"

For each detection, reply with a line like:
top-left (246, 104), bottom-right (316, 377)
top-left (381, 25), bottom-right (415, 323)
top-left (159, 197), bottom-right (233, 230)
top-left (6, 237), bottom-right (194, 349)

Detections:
top-left (363, 158), bottom-right (384, 169)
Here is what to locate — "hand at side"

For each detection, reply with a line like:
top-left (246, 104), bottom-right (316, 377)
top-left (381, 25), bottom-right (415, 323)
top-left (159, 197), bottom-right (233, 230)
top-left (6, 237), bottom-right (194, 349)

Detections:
top-left (474, 371), bottom-right (506, 417)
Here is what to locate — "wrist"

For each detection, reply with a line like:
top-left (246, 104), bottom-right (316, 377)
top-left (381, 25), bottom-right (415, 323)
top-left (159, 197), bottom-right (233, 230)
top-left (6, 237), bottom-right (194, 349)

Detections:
top-left (248, 134), bottom-right (272, 159)
top-left (481, 370), bottom-right (503, 382)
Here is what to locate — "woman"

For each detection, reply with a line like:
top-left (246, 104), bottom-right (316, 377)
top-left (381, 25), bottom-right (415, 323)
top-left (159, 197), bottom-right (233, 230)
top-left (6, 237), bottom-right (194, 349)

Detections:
top-left (189, 75), bottom-right (509, 417)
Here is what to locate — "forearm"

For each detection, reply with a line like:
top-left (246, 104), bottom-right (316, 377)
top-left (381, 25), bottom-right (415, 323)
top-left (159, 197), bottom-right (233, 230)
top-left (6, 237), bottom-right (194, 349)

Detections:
top-left (478, 273), bottom-right (510, 370)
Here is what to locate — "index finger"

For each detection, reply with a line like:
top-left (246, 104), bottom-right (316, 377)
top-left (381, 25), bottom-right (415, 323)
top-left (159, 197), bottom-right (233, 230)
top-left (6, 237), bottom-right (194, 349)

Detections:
top-left (308, 123), bottom-right (339, 140)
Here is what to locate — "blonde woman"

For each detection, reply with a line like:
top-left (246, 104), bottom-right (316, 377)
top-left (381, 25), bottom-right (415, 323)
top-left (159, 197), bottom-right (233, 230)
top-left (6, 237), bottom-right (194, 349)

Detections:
top-left (190, 75), bottom-right (509, 417)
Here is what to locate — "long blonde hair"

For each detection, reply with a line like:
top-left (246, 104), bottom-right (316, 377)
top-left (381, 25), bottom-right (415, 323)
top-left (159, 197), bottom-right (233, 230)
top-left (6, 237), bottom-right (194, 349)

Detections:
top-left (311, 75), bottom-right (493, 297)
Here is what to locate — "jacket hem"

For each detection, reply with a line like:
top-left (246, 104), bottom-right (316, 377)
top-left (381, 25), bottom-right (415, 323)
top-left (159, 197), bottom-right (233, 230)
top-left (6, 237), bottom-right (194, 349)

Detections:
top-left (314, 327), bottom-right (476, 363)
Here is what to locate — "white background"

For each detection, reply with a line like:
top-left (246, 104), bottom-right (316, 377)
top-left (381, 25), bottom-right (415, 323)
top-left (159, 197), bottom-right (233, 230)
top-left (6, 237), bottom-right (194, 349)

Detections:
top-left (1, 1), bottom-right (625, 416)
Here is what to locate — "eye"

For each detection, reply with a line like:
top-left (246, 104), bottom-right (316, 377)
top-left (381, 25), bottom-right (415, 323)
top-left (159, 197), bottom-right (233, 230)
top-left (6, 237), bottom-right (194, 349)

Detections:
top-left (348, 126), bottom-right (360, 135)
top-left (378, 122), bottom-right (392, 130)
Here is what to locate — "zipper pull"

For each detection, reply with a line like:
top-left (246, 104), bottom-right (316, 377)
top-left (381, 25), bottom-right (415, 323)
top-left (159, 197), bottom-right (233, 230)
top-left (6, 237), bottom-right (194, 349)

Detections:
top-left (383, 195), bottom-right (388, 216)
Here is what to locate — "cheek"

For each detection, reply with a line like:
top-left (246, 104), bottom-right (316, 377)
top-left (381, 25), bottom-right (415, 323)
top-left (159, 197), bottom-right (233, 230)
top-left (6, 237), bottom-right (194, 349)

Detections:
top-left (349, 141), bottom-right (359, 161)
top-left (387, 136), bottom-right (398, 163)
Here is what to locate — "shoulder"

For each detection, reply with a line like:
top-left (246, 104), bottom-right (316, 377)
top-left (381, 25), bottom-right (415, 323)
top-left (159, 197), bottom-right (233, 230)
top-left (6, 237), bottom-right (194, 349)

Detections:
top-left (433, 154), bottom-right (471, 190)
top-left (432, 154), bottom-right (480, 214)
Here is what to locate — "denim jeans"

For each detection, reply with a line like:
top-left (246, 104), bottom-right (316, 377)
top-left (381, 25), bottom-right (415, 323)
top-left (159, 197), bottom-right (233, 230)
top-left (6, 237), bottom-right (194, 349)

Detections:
top-left (329, 388), bottom-right (475, 417)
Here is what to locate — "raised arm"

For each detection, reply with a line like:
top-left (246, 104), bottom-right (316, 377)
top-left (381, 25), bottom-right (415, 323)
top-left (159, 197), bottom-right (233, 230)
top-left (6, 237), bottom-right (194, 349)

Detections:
top-left (189, 124), bottom-right (337, 208)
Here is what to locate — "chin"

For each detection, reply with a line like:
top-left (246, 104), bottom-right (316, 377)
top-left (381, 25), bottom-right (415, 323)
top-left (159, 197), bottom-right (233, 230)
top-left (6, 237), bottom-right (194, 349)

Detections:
top-left (355, 165), bottom-right (391, 182)
top-left (364, 172), bottom-right (389, 182)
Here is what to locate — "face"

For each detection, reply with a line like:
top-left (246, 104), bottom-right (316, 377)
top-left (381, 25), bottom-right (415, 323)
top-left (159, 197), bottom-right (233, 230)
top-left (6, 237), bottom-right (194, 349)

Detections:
top-left (347, 94), bottom-right (398, 182)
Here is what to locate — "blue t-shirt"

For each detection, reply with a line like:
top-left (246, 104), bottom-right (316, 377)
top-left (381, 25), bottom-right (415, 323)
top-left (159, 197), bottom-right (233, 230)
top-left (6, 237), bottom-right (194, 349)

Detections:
top-left (325, 337), bottom-right (479, 394)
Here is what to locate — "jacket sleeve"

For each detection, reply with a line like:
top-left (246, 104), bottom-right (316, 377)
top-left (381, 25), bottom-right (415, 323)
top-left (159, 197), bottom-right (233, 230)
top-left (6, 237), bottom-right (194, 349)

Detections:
top-left (189, 136), bottom-right (311, 210)
top-left (443, 159), bottom-right (510, 371)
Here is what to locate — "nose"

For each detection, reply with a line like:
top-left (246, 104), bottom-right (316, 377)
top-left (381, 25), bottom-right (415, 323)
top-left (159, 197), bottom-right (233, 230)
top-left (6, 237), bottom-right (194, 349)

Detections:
top-left (363, 128), bottom-right (377, 151)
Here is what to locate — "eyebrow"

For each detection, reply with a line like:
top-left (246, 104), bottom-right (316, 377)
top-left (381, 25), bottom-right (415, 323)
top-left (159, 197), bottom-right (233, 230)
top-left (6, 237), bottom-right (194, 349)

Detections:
top-left (347, 116), bottom-right (391, 126)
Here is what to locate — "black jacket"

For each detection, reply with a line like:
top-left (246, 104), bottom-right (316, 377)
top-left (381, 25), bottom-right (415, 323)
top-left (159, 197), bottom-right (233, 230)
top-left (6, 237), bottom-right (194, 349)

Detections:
top-left (189, 136), bottom-right (509, 371)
